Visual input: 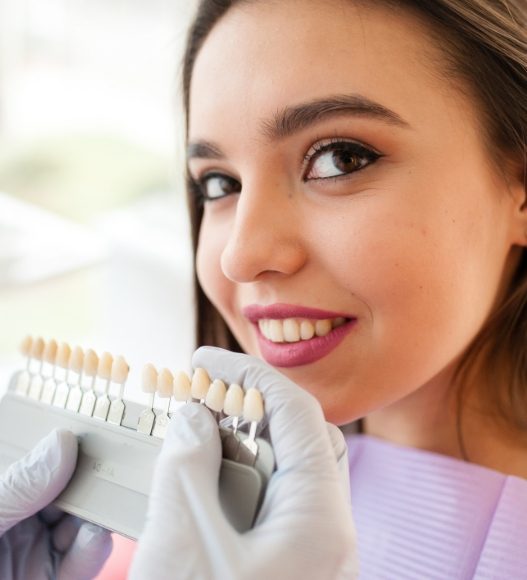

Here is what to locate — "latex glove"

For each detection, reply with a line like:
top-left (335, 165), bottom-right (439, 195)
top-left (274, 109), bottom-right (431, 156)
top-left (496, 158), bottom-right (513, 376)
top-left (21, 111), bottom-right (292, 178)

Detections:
top-left (130, 347), bottom-right (358, 580)
top-left (0, 429), bottom-right (113, 580)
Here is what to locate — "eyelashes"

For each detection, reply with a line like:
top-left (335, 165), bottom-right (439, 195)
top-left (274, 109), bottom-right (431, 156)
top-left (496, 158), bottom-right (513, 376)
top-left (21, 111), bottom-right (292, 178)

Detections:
top-left (190, 138), bottom-right (382, 203)
top-left (303, 138), bottom-right (382, 182)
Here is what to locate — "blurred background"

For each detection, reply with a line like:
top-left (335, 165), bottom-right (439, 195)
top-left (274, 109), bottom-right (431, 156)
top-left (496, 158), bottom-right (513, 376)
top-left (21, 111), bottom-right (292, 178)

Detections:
top-left (0, 0), bottom-right (198, 399)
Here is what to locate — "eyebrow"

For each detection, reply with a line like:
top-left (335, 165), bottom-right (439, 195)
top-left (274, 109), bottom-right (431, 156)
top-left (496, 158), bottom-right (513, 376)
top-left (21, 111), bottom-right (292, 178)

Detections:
top-left (187, 93), bottom-right (410, 161)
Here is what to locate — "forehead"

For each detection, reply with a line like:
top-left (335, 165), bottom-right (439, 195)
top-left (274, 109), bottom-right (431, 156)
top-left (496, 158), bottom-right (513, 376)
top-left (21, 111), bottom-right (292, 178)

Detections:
top-left (189, 0), bottom-right (474, 142)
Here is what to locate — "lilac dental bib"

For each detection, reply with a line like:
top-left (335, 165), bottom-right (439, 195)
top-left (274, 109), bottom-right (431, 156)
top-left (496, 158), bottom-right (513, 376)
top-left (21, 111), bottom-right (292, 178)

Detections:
top-left (346, 434), bottom-right (527, 579)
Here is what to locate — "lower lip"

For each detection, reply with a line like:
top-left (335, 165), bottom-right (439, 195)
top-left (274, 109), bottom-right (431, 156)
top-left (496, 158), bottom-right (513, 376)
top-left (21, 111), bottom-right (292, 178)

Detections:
top-left (255, 319), bottom-right (357, 367)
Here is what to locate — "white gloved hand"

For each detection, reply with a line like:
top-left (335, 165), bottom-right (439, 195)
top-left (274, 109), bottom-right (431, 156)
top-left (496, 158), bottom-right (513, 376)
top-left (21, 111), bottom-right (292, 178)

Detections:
top-left (130, 347), bottom-right (358, 580)
top-left (0, 429), bottom-right (113, 580)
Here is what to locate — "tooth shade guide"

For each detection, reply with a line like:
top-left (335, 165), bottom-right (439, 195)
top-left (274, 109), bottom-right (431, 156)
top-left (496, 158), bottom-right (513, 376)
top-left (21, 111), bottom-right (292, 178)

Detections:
top-left (83, 349), bottom-right (99, 377)
top-left (93, 372), bottom-right (112, 420)
top-left (31, 337), bottom-right (45, 360)
top-left (111, 356), bottom-right (129, 384)
top-left (243, 388), bottom-right (264, 423)
top-left (56, 343), bottom-right (72, 369)
top-left (137, 405), bottom-right (156, 435)
top-left (69, 346), bottom-right (84, 374)
top-left (65, 385), bottom-right (83, 412)
top-left (15, 372), bottom-right (31, 395)
top-left (27, 375), bottom-right (44, 400)
top-left (173, 371), bottom-right (191, 402)
top-left (205, 379), bottom-right (227, 413)
top-left (157, 368), bottom-right (174, 398)
top-left (20, 335), bottom-right (33, 358)
top-left (93, 394), bottom-right (111, 421)
top-left (107, 383), bottom-right (127, 425)
top-left (43, 339), bottom-right (58, 365)
top-left (191, 367), bottom-right (211, 401)
top-left (97, 352), bottom-right (113, 380)
top-left (242, 388), bottom-right (264, 457)
top-left (40, 377), bottom-right (58, 404)
top-left (223, 383), bottom-right (244, 416)
top-left (52, 380), bottom-right (70, 409)
top-left (79, 389), bottom-right (97, 416)
top-left (141, 364), bottom-right (158, 394)
top-left (224, 383), bottom-right (244, 434)
top-left (107, 397), bottom-right (126, 426)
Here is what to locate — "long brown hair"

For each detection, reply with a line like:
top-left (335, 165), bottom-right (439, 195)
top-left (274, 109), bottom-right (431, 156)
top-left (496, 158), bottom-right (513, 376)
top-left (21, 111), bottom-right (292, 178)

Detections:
top-left (182, 0), bottom-right (527, 434)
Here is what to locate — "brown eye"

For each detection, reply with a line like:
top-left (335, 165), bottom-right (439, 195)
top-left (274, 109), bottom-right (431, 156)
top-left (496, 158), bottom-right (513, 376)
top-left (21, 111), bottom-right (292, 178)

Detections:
top-left (305, 141), bottom-right (380, 181)
top-left (199, 173), bottom-right (241, 201)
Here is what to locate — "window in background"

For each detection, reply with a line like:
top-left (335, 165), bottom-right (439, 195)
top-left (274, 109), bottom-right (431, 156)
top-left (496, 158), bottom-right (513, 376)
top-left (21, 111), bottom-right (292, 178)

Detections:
top-left (0, 0), bottom-right (197, 389)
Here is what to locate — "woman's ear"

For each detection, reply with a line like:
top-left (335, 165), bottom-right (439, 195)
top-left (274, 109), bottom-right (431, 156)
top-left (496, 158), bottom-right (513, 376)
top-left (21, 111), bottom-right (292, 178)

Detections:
top-left (506, 155), bottom-right (527, 247)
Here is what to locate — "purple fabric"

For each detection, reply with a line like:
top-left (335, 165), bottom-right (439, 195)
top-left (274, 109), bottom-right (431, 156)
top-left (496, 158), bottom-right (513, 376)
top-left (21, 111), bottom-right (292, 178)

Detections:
top-left (346, 434), bottom-right (527, 579)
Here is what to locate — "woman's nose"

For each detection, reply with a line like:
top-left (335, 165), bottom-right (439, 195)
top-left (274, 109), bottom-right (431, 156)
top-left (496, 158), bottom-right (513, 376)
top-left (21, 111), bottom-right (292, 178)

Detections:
top-left (220, 185), bottom-right (307, 283)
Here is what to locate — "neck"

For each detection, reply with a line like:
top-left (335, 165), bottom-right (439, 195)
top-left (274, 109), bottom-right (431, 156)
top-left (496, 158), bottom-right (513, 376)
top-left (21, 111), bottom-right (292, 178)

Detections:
top-left (363, 363), bottom-right (527, 479)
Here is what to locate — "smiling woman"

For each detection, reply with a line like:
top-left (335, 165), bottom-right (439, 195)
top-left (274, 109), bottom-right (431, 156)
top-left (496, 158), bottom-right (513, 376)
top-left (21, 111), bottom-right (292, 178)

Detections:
top-left (127, 0), bottom-right (527, 577)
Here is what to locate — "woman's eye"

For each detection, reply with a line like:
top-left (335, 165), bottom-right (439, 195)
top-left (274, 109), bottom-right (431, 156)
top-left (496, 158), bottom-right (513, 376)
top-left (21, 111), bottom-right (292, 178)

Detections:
top-left (304, 140), bottom-right (381, 181)
top-left (197, 173), bottom-right (241, 201)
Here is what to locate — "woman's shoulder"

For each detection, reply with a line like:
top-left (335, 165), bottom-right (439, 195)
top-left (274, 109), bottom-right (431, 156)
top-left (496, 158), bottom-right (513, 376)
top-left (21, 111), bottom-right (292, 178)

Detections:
top-left (345, 433), bottom-right (527, 579)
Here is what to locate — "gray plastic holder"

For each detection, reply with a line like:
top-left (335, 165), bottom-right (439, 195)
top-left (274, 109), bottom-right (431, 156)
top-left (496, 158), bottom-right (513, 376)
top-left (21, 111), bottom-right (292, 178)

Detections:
top-left (0, 372), bottom-right (274, 539)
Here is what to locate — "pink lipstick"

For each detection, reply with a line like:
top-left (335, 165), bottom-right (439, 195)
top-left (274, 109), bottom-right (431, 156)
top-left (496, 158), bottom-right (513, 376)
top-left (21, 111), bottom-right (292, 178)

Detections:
top-left (242, 303), bottom-right (357, 367)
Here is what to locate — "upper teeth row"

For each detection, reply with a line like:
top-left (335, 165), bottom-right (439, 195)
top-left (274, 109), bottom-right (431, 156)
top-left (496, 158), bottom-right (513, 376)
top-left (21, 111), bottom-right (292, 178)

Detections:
top-left (258, 317), bottom-right (346, 343)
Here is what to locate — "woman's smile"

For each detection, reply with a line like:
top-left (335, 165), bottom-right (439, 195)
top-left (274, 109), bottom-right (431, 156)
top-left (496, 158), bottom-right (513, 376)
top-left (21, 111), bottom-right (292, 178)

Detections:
top-left (243, 303), bottom-right (357, 367)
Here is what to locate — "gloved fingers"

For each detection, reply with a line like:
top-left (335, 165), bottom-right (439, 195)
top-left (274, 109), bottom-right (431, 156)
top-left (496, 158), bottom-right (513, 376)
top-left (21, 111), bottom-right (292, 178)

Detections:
top-left (0, 429), bottom-right (77, 536)
top-left (51, 514), bottom-right (82, 553)
top-left (326, 423), bottom-right (348, 462)
top-left (57, 522), bottom-right (113, 580)
top-left (326, 423), bottom-right (351, 501)
top-left (192, 348), bottom-right (338, 475)
top-left (39, 505), bottom-right (65, 525)
top-left (132, 404), bottom-right (238, 576)
top-left (149, 404), bottom-right (234, 540)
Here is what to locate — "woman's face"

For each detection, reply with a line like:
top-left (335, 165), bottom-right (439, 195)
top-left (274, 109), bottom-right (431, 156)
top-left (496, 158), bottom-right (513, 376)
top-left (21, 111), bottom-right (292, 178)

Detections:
top-left (188, 0), bottom-right (525, 423)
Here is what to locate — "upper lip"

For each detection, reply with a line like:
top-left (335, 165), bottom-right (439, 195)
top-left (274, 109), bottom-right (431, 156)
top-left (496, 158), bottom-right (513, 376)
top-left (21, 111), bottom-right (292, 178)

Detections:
top-left (242, 303), bottom-right (354, 322)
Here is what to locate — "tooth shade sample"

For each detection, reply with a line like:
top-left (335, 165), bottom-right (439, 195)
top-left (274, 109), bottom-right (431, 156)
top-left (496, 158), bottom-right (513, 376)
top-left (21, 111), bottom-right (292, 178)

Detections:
top-left (43, 339), bottom-right (58, 364)
top-left (315, 319), bottom-right (332, 337)
top-left (283, 319), bottom-right (300, 342)
top-left (206, 379), bottom-right (227, 412)
top-left (97, 352), bottom-right (113, 380)
top-left (83, 349), bottom-right (99, 376)
top-left (300, 320), bottom-right (315, 340)
top-left (191, 367), bottom-right (211, 400)
top-left (142, 364), bottom-right (158, 393)
top-left (20, 335), bottom-right (33, 357)
top-left (223, 383), bottom-right (244, 417)
top-left (56, 343), bottom-right (72, 369)
top-left (157, 368), bottom-right (174, 398)
top-left (173, 371), bottom-right (191, 401)
top-left (111, 356), bottom-right (129, 383)
top-left (269, 320), bottom-right (284, 342)
top-left (243, 388), bottom-right (264, 423)
top-left (69, 346), bottom-right (84, 373)
top-left (31, 337), bottom-right (45, 360)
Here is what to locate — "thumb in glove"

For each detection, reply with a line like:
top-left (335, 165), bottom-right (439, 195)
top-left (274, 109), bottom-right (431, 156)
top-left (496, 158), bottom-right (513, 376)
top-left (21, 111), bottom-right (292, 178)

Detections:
top-left (130, 403), bottom-right (238, 580)
top-left (0, 429), bottom-right (77, 535)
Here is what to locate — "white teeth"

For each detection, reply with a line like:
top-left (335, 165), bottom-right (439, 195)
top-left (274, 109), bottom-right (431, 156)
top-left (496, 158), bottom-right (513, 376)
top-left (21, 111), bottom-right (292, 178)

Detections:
top-left (283, 319), bottom-right (300, 342)
top-left (269, 319), bottom-right (284, 342)
top-left (300, 320), bottom-right (315, 340)
top-left (315, 319), bottom-right (332, 337)
top-left (258, 316), bottom-right (348, 343)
